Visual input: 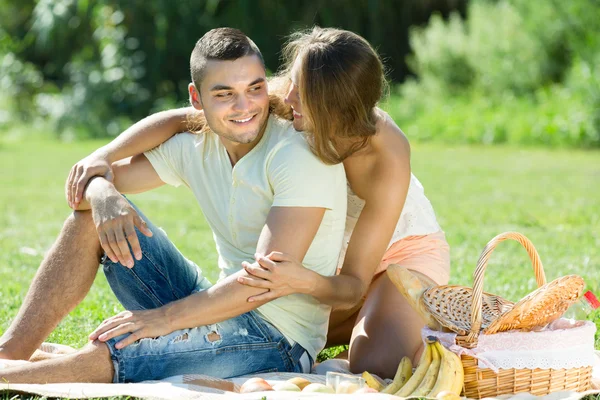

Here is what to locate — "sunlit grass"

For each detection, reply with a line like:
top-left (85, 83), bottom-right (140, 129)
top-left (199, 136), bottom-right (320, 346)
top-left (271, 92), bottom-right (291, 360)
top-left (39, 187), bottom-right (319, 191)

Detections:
top-left (1, 137), bottom-right (599, 351)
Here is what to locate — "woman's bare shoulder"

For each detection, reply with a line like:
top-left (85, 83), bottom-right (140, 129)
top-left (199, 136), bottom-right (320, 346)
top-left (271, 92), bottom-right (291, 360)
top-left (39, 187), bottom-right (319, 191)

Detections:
top-left (373, 108), bottom-right (410, 160)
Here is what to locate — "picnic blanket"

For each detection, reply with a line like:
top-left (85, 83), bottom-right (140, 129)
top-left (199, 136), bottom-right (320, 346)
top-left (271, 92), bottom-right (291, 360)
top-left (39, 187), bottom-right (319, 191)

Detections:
top-left (1, 351), bottom-right (599, 399)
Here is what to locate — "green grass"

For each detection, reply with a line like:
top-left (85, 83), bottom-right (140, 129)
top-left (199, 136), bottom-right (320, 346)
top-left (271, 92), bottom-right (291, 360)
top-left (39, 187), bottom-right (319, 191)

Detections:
top-left (1, 136), bottom-right (599, 353)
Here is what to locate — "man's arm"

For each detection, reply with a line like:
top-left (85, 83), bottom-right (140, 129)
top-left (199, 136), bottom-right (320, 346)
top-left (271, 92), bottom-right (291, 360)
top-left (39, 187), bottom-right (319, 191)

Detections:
top-left (75, 154), bottom-right (165, 211)
top-left (76, 154), bottom-right (165, 267)
top-left (165, 206), bottom-right (326, 326)
top-left (89, 206), bottom-right (326, 349)
top-left (67, 107), bottom-right (199, 208)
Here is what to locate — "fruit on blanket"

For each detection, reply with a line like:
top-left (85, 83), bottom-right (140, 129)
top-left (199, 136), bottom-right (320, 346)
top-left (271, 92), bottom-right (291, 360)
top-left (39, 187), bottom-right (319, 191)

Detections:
top-left (395, 336), bottom-right (464, 398)
top-left (287, 376), bottom-right (311, 390)
top-left (410, 338), bottom-right (442, 397)
top-left (395, 339), bottom-right (434, 397)
top-left (380, 356), bottom-right (412, 394)
top-left (355, 387), bottom-right (379, 394)
top-left (429, 340), bottom-right (464, 397)
top-left (272, 381), bottom-right (301, 392)
top-left (239, 377), bottom-right (273, 393)
top-left (362, 371), bottom-right (385, 391)
top-left (335, 380), bottom-right (361, 394)
top-left (386, 264), bottom-right (442, 329)
top-left (436, 390), bottom-right (462, 400)
top-left (302, 383), bottom-right (335, 393)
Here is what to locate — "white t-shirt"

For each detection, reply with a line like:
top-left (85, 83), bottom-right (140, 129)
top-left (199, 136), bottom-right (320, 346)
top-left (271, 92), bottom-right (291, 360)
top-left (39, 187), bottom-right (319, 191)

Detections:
top-left (144, 115), bottom-right (347, 359)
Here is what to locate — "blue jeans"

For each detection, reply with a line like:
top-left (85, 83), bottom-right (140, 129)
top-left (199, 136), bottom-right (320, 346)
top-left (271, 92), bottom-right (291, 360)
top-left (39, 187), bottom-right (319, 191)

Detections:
top-left (100, 201), bottom-right (309, 383)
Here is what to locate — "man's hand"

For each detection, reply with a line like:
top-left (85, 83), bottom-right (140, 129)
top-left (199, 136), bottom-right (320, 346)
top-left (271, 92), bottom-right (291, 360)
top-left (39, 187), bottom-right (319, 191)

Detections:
top-left (66, 151), bottom-right (113, 209)
top-left (90, 187), bottom-right (153, 268)
top-left (89, 309), bottom-right (172, 349)
top-left (237, 252), bottom-right (315, 302)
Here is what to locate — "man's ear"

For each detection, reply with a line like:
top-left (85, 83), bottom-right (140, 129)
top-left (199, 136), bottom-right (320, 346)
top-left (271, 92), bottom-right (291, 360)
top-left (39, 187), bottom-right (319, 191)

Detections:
top-left (188, 83), bottom-right (203, 110)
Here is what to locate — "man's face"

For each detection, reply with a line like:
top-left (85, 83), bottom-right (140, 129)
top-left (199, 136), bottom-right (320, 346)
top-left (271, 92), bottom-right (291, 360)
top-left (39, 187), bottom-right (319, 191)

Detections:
top-left (190, 55), bottom-right (269, 145)
top-left (284, 56), bottom-right (306, 132)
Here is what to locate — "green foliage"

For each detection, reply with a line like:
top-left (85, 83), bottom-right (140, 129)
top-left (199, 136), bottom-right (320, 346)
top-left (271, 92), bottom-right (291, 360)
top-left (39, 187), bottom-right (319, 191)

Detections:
top-left (392, 0), bottom-right (600, 148)
top-left (0, 0), bottom-right (467, 138)
top-left (1, 0), bottom-right (599, 147)
top-left (386, 81), bottom-right (599, 147)
top-left (591, 308), bottom-right (600, 348)
top-left (316, 345), bottom-right (348, 362)
top-left (408, 0), bottom-right (578, 96)
top-left (407, 13), bottom-right (474, 93)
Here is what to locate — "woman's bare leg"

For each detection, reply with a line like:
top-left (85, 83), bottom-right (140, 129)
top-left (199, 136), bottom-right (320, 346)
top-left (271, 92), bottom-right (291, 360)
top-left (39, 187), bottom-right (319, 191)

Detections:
top-left (346, 272), bottom-right (425, 379)
top-left (325, 302), bottom-right (363, 347)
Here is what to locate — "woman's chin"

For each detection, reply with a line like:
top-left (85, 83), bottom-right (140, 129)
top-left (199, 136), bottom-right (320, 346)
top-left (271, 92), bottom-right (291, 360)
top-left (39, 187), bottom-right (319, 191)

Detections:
top-left (292, 118), bottom-right (305, 132)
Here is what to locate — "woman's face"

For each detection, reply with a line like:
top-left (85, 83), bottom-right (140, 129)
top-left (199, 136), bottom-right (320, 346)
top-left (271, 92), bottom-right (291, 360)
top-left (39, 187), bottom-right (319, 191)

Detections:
top-left (284, 57), bottom-right (306, 132)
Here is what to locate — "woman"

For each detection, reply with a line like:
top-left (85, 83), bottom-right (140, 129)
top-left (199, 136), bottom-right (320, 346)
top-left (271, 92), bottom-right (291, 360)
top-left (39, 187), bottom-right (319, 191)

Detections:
top-left (67, 27), bottom-right (449, 379)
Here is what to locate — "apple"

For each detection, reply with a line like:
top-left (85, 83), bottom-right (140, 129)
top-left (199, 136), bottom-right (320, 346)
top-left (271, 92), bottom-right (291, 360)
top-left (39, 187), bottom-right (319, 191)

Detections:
top-left (287, 376), bottom-right (312, 390)
top-left (272, 381), bottom-right (301, 392)
top-left (239, 377), bottom-right (273, 393)
top-left (302, 383), bottom-right (335, 393)
top-left (335, 380), bottom-right (361, 394)
top-left (355, 387), bottom-right (379, 394)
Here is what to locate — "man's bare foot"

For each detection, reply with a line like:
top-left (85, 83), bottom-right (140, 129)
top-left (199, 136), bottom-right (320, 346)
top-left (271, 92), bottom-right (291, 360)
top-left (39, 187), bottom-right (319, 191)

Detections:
top-left (39, 342), bottom-right (77, 355)
top-left (29, 349), bottom-right (62, 362)
top-left (29, 343), bottom-right (77, 362)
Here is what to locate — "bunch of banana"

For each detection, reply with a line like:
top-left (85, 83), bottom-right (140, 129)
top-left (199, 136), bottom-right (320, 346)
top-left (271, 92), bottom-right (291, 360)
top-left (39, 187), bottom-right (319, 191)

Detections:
top-left (394, 336), bottom-right (464, 398)
top-left (380, 356), bottom-right (413, 394)
top-left (362, 371), bottom-right (386, 391)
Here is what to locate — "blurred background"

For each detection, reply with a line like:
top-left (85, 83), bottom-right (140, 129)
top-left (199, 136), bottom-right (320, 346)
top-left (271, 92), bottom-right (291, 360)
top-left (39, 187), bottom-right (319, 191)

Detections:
top-left (1, 0), bottom-right (600, 347)
top-left (1, 0), bottom-right (599, 147)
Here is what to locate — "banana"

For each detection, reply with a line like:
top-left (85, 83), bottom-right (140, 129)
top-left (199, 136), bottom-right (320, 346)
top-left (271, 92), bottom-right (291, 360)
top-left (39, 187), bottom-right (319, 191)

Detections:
top-left (386, 264), bottom-right (442, 330)
top-left (362, 371), bottom-right (386, 392)
top-left (395, 342), bottom-right (433, 397)
top-left (380, 356), bottom-right (412, 394)
top-left (429, 340), bottom-right (464, 397)
top-left (450, 351), bottom-right (465, 396)
top-left (409, 338), bottom-right (442, 397)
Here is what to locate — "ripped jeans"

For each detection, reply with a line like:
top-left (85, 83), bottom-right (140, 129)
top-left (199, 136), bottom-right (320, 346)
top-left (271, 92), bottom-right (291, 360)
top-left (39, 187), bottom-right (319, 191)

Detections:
top-left (101, 201), bottom-right (308, 383)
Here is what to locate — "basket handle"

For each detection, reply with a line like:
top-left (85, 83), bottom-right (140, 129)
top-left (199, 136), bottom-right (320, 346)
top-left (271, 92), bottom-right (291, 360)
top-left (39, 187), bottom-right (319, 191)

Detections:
top-left (459, 232), bottom-right (547, 347)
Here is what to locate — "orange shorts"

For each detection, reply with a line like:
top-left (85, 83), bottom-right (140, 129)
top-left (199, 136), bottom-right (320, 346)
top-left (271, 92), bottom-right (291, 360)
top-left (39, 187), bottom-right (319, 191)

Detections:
top-left (376, 231), bottom-right (450, 285)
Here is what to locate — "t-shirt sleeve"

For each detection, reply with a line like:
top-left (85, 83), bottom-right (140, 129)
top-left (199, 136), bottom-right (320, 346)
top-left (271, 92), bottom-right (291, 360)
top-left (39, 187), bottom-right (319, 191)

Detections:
top-left (268, 136), bottom-right (344, 209)
top-left (144, 133), bottom-right (192, 187)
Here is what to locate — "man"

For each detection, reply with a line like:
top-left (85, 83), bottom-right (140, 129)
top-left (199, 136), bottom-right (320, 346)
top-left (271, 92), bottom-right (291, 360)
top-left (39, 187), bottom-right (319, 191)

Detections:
top-left (0, 28), bottom-right (346, 383)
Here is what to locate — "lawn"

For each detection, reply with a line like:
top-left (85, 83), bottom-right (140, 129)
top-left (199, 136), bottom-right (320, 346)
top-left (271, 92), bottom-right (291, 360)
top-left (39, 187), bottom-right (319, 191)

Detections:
top-left (1, 136), bottom-right (599, 351)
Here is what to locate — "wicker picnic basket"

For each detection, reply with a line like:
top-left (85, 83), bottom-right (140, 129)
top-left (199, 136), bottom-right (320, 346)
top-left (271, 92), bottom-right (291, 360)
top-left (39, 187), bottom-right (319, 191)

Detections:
top-left (422, 232), bottom-right (593, 398)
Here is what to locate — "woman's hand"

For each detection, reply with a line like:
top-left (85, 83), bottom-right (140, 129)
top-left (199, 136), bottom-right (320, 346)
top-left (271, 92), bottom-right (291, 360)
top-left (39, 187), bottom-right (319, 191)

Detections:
top-left (66, 151), bottom-right (114, 209)
top-left (89, 308), bottom-right (172, 349)
top-left (237, 252), bottom-right (316, 302)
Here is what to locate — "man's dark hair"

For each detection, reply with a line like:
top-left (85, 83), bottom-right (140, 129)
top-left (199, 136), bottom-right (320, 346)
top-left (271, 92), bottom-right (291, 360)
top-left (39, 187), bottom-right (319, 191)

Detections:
top-left (190, 28), bottom-right (264, 89)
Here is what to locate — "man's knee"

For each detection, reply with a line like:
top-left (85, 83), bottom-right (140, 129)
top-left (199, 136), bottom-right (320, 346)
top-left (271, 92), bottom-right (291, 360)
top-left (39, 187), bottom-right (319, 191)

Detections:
top-left (63, 209), bottom-right (94, 233)
top-left (80, 340), bottom-right (112, 365)
top-left (66, 210), bottom-right (94, 229)
top-left (75, 340), bottom-right (115, 382)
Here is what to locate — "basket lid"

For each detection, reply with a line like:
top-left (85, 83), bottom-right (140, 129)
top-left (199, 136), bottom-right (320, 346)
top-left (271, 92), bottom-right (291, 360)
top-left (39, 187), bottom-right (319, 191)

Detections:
top-left (421, 285), bottom-right (515, 335)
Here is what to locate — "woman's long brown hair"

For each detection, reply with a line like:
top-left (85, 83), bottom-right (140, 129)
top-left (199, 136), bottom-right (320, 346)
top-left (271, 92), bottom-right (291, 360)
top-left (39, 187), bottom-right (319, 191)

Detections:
top-left (186, 27), bottom-right (387, 165)
top-left (280, 27), bottom-right (388, 164)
